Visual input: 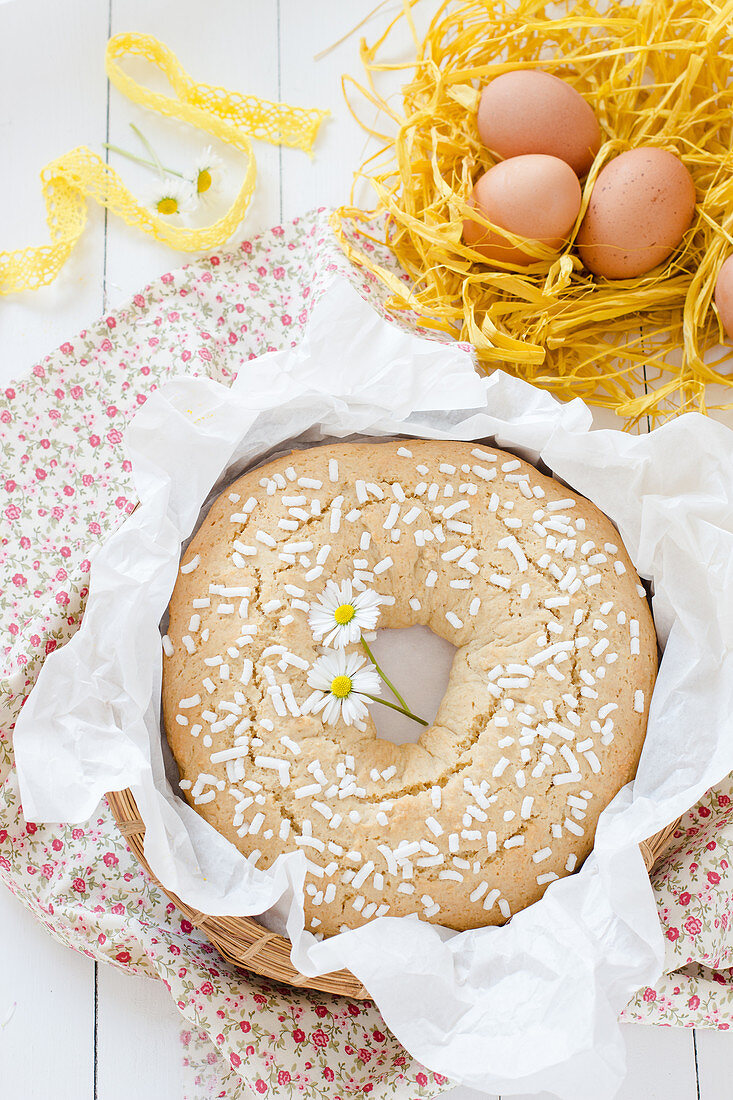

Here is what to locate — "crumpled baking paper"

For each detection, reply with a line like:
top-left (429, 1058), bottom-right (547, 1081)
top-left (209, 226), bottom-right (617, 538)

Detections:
top-left (14, 273), bottom-right (733, 1099)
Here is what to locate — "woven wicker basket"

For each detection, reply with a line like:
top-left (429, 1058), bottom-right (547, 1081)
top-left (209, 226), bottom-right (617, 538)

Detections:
top-left (107, 786), bottom-right (680, 999)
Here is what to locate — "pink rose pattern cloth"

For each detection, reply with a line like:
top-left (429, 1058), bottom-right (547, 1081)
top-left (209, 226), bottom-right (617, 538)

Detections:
top-left (0, 209), bottom-right (732, 1100)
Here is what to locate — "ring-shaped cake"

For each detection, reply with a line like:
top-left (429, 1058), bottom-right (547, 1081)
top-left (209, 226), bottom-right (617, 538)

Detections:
top-left (163, 440), bottom-right (657, 936)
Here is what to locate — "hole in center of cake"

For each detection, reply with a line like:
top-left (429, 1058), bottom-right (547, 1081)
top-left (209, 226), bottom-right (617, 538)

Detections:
top-left (368, 625), bottom-right (455, 745)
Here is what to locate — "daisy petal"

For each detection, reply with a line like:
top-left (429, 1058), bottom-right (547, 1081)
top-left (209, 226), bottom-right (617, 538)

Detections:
top-left (307, 578), bottom-right (383, 649)
top-left (306, 649), bottom-right (380, 727)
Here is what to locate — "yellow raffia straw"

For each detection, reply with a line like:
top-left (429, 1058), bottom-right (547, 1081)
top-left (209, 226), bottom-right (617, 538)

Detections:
top-left (333, 0), bottom-right (733, 425)
top-left (0, 33), bottom-right (328, 295)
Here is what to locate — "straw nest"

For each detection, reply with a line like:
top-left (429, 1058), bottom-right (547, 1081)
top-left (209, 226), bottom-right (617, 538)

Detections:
top-left (333, 0), bottom-right (733, 425)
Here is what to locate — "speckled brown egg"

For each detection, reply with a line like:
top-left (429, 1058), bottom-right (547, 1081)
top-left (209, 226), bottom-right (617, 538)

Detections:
top-left (462, 154), bottom-right (582, 266)
top-left (576, 147), bottom-right (696, 279)
top-left (477, 70), bottom-right (602, 177)
top-left (714, 256), bottom-right (733, 341)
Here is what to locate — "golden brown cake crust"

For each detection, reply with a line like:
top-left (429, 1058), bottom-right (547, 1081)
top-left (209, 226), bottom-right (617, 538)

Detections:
top-left (162, 440), bottom-right (657, 936)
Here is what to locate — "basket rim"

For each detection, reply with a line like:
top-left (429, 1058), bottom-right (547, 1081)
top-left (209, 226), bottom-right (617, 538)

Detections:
top-left (107, 785), bottom-right (681, 999)
top-left (106, 786), bottom-right (369, 999)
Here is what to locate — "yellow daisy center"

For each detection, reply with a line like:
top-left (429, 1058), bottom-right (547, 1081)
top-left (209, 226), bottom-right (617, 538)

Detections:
top-left (333, 603), bottom-right (356, 625)
top-left (157, 196), bottom-right (179, 215)
top-left (330, 675), bottom-right (352, 699)
top-left (197, 168), bottom-right (212, 194)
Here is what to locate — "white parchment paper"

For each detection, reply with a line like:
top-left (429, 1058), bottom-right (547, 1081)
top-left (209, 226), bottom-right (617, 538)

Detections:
top-left (14, 275), bottom-right (733, 1098)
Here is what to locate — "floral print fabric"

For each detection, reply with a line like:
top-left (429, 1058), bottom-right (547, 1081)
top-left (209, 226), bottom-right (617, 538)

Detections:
top-left (0, 209), bottom-right (732, 1098)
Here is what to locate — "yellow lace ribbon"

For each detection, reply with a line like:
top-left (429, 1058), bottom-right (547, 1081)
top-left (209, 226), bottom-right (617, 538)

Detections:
top-left (0, 33), bottom-right (329, 294)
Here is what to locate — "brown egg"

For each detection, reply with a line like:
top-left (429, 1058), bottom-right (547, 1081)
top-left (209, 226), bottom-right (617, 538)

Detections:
top-left (477, 70), bottom-right (601, 177)
top-left (576, 147), bottom-right (696, 279)
top-left (714, 256), bottom-right (733, 341)
top-left (463, 154), bottom-right (582, 266)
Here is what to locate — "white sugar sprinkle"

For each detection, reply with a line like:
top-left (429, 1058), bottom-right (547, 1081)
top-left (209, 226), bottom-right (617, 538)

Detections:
top-left (179, 694), bottom-right (201, 709)
top-left (498, 535), bottom-right (528, 571)
top-left (492, 757), bottom-right (509, 778)
top-left (470, 881), bottom-right (489, 902)
top-left (311, 544), bottom-right (331, 567)
top-left (352, 861), bottom-right (375, 890)
top-left (480, 889), bottom-right (499, 912)
top-left (194, 791), bottom-right (216, 805)
top-left (384, 502), bottom-right (400, 529)
top-left (294, 783), bottom-right (322, 800)
top-left (545, 596), bottom-right (569, 608)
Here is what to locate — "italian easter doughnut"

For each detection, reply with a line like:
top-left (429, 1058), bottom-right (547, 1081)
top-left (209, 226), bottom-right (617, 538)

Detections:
top-left (162, 440), bottom-right (657, 936)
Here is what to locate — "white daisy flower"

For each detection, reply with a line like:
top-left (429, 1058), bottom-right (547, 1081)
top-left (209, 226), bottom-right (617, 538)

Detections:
top-left (303, 650), bottom-right (381, 726)
top-left (149, 176), bottom-right (196, 218)
top-left (308, 579), bottom-right (382, 648)
top-left (193, 146), bottom-right (224, 206)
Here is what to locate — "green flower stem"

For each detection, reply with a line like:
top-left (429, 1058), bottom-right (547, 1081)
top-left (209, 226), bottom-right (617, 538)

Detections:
top-left (102, 143), bottom-right (186, 179)
top-left (360, 637), bottom-right (411, 712)
top-left (365, 694), bottom-right (428, 728)
top-left (130, 123), bottom-right (167, 175)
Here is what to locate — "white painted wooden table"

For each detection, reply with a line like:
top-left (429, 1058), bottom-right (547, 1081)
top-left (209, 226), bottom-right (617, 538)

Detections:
top-left (0, 1), bottom-right (730, 1096)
